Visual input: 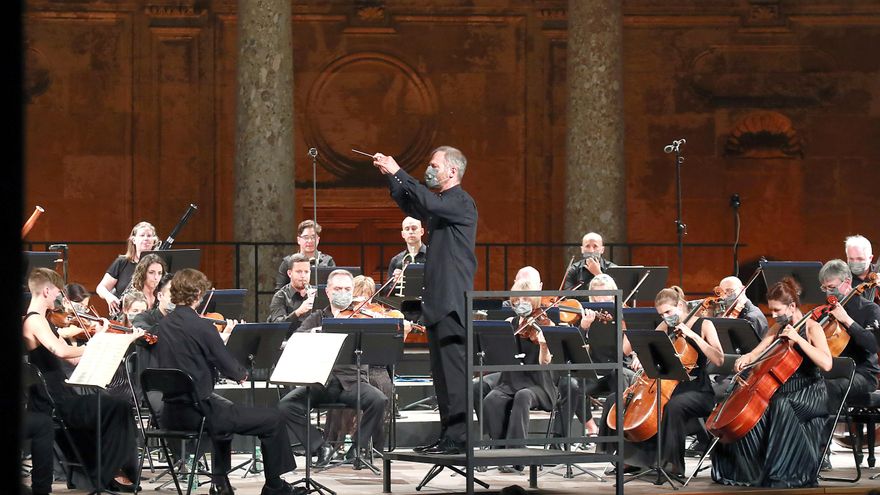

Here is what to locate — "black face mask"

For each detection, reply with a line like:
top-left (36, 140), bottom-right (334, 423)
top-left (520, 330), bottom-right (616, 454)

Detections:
top-left (775, 314), bottom-right (792, 328)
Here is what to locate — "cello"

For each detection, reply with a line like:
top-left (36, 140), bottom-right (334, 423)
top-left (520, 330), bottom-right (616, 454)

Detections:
top-left (606, 295), bottom-right (712, 442)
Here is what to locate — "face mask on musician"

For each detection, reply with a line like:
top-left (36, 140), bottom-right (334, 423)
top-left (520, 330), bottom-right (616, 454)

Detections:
top-left (330, 291), bottom-right (353, 309)
top-left (775, 314), bottom-right (792, 327)
top-left (663, 313), bottom-right (681, 328)
top-left (424, 167), bottom-right (446, 189)
top-left (583, 252), bottom-right (600, 261)
top-left (849, 260), bottom-right (869, 276)
top-left (165, 302), bottom-right (176, 312)
top-left (513, 300), bottom-right (533, 317)
top-left (721, 292), bottom-right (738, 306)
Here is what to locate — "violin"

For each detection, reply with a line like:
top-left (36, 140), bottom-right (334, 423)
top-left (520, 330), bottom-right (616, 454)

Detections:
top-left (48, 308), bottom-right (158, 345)
top-left (810, 274), bottom-right (880, 357)
top-left (554, 298), bottom-right (614, 326)
top-left (201, 312), bottom-right (229, 332)
top-left (513, 308), bottom-right (552, 344)
top-left (607, 299), bottom-right (701, 442)
top-left (720, 262), bottom-right (766, 319)
top-left (338, 300), bottom-right (428, 342)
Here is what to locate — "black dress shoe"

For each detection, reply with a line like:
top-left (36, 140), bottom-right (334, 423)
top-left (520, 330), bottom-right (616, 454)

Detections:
top-left (413, 438), bottom-right (442, 453)
top-left (208, 478), bottom-right (234, 495)
top-left (314, 443), bottom-right (336, 468)
top-left (260, 479), bottom-right (295, 495)
top-left (421, 438), bottom-right (465, 455)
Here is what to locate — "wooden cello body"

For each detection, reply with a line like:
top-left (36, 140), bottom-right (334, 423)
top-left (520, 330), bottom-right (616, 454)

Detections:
top-left (607, 332), bottom-right (698, 442)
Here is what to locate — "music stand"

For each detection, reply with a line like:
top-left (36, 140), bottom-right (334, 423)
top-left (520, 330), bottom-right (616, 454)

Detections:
top-left (24, 251), bottom-right (61, 284)
top-left (270, 332), bottom-right (349, 495)
top-left (141, 249), bottom-right (201, 273)
top-left (623, 307), bottom-right (664, 331)
top-left (322, 318), bottom-right (404, 474)
top-left (224, 323), bottom-right (288, 477)
top-left (760, 260), bottom-right (824, 305)
top-left (391, 263), bottom-right (424, 299)
top-left (709, 318), bottom-right (760, 355)
top-left (623, 330), bottom-right (691, 489)
top-left (197, 289), bottom-right (247, 320)
top-left (311, 266), bottom-right (362, 285)
top-left (606, 266), bottom-right (668, 307)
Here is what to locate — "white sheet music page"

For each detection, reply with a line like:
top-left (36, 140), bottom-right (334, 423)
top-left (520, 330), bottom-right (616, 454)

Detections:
top-left (66, 332), bottom-right (140, 388)
top-left (270, 332), bottom-right (347, 387)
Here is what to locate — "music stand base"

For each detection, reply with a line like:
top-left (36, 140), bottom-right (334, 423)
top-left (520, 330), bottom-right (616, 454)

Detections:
top-left (415, 465), bottom-right (489, 491)
top-left (291, 476), bottom-right (336, 495)
top-left (623, 466), bottom-right (682, 489)
top-left (540, 462), bottom-right (606, 481)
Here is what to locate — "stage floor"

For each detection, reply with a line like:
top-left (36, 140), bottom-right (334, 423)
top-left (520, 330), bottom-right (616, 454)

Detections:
top-left (38, 443), bottom-right (880, 495)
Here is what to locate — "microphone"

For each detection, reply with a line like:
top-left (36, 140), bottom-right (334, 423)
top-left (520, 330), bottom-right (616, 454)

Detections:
top-left (663, 138), bottom-right (686, 154)
top-left (308, 148), bottom-right (318, 158)
top-left (730, 193), bottom-right (741, 209)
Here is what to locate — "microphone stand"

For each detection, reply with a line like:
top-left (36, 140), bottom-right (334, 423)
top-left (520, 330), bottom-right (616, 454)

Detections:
top-left (664, 139), bottom-right (686, 286)
top-left (308, 147), bottom-right (319, 288)
top-left (730, 194), bottom-right (741, 277)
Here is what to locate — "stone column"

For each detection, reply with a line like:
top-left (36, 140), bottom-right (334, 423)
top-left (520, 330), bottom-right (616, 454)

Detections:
top-left (564, 0), bottom-right (626, 259)
top-left (234, 0), bottom-right (294, 321)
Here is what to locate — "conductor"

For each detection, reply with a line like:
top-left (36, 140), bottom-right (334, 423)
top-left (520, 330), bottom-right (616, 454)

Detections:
top-left (373, 146), bottom-right (478, 454)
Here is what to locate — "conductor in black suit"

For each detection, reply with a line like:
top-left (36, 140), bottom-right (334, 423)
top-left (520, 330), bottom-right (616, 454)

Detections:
top-left (373, 146), bottom-right (478, 454)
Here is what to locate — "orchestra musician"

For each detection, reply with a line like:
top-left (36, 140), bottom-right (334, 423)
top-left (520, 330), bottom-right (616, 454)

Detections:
top-left (277, 269), bottom-right (389, 469)
top-left (387, 216), bottom-right (427, 279)
top-left (267, 253), bottom-right (316, 332)
top-left (120, 253), bottom-right (167, 311)
top-left (598, 286), bottom-right (724, 476)
top-left (95, 221), bottom-right (159, 314)
top-left (373, 146), bottom-right (478, 455)
top-left (717, 275), bottom-right (770, 337)
top-left (23, 268), bottom-right (141, 492)
top-left (712, 277), bottom-right (831, 487)
top-left (64, 282), bottom-right (91, 311)
top-left (153, 269), bottom-right (297, 495)
top-left (275, 220), bottom-right (335, 290)
top-left (553, 274), bottom-right (636, 438)
top-left (562, 232), bottom-right (617, 290)
top-left (817, 259), bottom-right (880, 468)
top-left (120, 291), bottom-right (148, 326)
top-left (483, 279), bottom-right (555, 473)
top-left (846, 235), bottom-right (878, 302)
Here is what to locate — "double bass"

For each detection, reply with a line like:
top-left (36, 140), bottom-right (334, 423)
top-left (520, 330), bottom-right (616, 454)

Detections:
top-left (606, 298), bottom-right (710, 442)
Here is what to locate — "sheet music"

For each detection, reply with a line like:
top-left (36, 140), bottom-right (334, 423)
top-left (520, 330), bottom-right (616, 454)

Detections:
top-left (270, 332), bottom-right (347, 386)
top-left (65, 332), bottom-right (140, 388)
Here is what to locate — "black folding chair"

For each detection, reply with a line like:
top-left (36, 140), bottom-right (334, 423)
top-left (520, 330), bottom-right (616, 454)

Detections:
top-left (818, 356), bottom-right (859, 483)
top-left (138, 368), bottom-right (209, 495)
top-left (22, 360), bottom-right (93, 490)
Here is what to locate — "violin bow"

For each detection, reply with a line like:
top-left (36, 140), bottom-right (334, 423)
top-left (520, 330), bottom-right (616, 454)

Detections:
top-left (348, 275), bottom-right (399, 319)
top-left (200, 288), bottom-right (216, 316)
top-left (515, 283), bottom-right (583, 336)
top-left (721, 257), bottom-right (766, 318)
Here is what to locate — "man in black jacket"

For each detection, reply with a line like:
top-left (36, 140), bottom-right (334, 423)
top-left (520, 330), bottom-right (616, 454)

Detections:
top-left (818, 259), bottom-right (880, 468)
top-left (563, 232), bottom-right (617, 290)
top-left (717, 275), bottom-right (770, 338)
top-left (374, 146), bottom-right (478, 454)
top-left (154, 269), bottom-right (298, 495)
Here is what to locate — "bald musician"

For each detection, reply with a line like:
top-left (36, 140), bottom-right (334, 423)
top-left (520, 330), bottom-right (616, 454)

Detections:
top-left (563, 232), bottom-right (617, 290)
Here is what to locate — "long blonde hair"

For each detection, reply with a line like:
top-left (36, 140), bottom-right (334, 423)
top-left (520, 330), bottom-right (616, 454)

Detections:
top-left (124, 221), bottom-right (159, 262)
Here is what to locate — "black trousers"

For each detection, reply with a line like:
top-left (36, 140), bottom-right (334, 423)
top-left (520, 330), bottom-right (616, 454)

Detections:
top-left (484, 388), bottom-right (542, 442)
top-left (428, 314), bottom-right (468, 444)
top-left (552, 369), bottom-right (637, 437)
top-left (24, 412), bottom-right (55, 494)
top-left (57, 393), bottom-right (139, 486)
top-left (823, 372), bottom-right (878, 444)
top-left (162, 394), bottom-right (295, 483)
top-left (278, 375), bottom-right (388, 452)
top-left (472, 372), bottom-right (500, 421)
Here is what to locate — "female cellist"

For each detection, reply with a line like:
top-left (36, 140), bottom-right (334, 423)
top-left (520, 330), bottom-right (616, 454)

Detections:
top-left (483, 279), bottom-right (556, 473)
top-left (711, 277), bottom-right (831, 487)
top-left (598, 286), bottom-right (723, 476)
top-left (95, 221), bottom-right (159, 314)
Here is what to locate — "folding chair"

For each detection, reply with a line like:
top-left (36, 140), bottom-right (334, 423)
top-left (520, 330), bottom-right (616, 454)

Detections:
top-left (138, 368), bottom-right (210, 495)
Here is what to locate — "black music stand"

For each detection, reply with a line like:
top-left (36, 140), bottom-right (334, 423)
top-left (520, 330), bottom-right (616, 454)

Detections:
top-left (390, 262), bottom-right (424, 298)
top-left (606, 266), bottom-right (669, 307)
top-left (623, 330), bottom-right (691, 489)
top-left (540, 326), bottom-right (605, 481)
top-left (224, 323), bottom-right (288, 477)
top-left (322, 318), bottom-right (404, 474)
top-left (197, 289), bottom-right (247, 320)
top-left (24, 251), bottom-right (61, 284)
top-left (623, 307), bottom-right (664, 331)
top-left (709, 318), bottom-right (760, 355)
top-left (760, 260), bottom-right (824, 305)
top-left (141, 249), bottom-right (201, 273)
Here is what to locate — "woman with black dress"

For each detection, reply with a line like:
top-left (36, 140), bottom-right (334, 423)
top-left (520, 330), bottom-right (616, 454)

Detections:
top-left (23, 268), bottom-right (141, 492)
top-left (483, 279), bottom-right (557, 472)
top-left (95, 221), bottom-right (158, 315)
top-left (598, 286), bottom-right (724, 476)
top-left (711, 277), bottom-right (831, 487)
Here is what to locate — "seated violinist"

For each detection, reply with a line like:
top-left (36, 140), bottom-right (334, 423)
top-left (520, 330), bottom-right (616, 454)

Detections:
top-left (712, 277), bottom-right (831, 487)
top-left (483, 279), bottom-right (556, 472)
top-left (846, 235), bottom-right (879, 302)
top-left (717, 276), bottom-right (770, 338)
top-left (23, 268), bottom-right (141, 492)
top-left (597, 286), bottom-right (723, 476)
top-left (562, 232), bottom-right (617, 290)
top-left (121, 291), bottom-right (149, 326)
top-left (817, 259), bottom-right (880, 468)
top-left (277, 269), bottom-right (388, 469)
top-left (553, 274), bottom-right (636, 438)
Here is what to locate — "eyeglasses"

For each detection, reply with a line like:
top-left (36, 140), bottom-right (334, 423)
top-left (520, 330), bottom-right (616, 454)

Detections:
top-left (298, 235), bottom-right (318, 241)
top-left (819, 284), bottom-right (840, 292)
